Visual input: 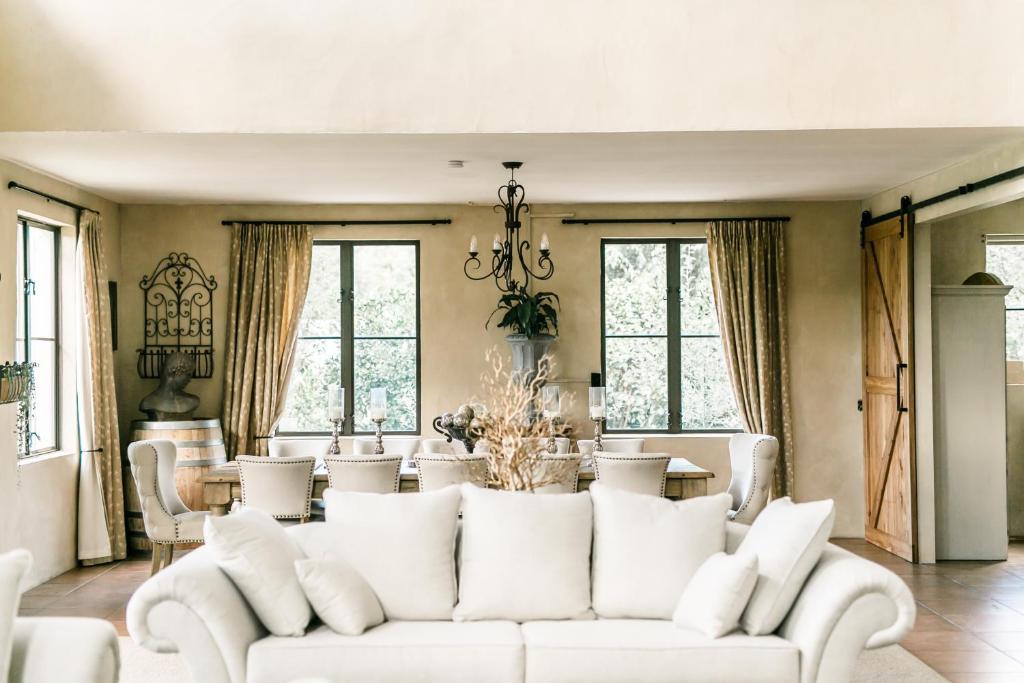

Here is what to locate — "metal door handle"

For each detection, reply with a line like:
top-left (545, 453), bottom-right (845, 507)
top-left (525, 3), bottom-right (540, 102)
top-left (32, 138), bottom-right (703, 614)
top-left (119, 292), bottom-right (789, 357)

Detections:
top-left (896, 363), bottom-right (908, 413)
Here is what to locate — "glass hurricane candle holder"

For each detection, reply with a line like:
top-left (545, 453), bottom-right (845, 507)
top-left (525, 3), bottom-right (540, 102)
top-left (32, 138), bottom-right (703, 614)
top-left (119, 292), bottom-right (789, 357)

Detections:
top-left (589, 387), bottom-right (606, 452)
top-left (542, 385), bottom-right (561, 453)
top-left (327, 386), bottom-right (345, 455)
top-left (369, 387), bottom-right (387, 455)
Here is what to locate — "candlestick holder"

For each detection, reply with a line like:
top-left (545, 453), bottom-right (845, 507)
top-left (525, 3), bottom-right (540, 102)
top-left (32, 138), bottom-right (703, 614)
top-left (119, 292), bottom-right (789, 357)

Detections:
top-left (546, 416), bottom-right (560, 454)
top-left (372, 417), bottom-right (385, 455)
top-left (327, 417), bottom-right (344, 455)
top-left (592, 417), bottom-right (605, 453)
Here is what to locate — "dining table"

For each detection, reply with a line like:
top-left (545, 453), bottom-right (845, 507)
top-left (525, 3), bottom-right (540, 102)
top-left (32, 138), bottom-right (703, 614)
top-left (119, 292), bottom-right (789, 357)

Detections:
top-left (201, 456), bottom-right (714, 516)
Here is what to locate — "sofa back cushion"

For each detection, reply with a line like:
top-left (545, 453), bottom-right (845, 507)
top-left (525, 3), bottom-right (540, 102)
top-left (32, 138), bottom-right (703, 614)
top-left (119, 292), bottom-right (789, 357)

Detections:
top-left (590, 484), bottom-right (732, 619)
top-left (318, 486), bottom-right (461, 620)
top-left (454, 484), bottom-right (594, 622)
top-left (737, 497), bottom-right (835, 635)
top-left (0, 549), bottom-right (31, 683)
top-left (203, 508), bottom-right (311, 637)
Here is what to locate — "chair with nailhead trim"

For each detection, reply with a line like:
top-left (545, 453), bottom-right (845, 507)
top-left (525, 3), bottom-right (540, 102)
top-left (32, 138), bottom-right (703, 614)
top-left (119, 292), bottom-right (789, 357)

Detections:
top-left (127, 439), bottom-right (211, 575)
top-left (236, 455), bottom-right (316, 525)
top-left (592, 453), bottom-right (671, 497)
top-left (726, 433), bottom-right (779, 524)
top-left (324, 456), bottom-right (403, 494)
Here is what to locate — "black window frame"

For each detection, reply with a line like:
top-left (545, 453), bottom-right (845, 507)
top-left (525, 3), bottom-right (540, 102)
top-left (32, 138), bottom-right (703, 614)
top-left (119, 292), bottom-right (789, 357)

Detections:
top-left (600, 237), bottom-right (741, 434)
top-left (15, 218), bottom-right (61, 456)
top-left (277, 239), bottom-right (421, 436)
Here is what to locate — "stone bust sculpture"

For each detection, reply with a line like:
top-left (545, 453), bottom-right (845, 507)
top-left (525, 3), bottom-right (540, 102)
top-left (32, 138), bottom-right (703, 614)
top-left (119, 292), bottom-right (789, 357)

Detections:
top-left (139, 352), bottom-right (201, 420)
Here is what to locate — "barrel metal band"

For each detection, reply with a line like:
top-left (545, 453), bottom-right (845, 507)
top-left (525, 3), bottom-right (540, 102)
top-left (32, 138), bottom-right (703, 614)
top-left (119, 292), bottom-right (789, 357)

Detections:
top-left (132, 419), bottom-right (222, 429)
top-left (171, 439), bottom-right (225, 449)
top-left (176, 457), bottom-right (229, 467)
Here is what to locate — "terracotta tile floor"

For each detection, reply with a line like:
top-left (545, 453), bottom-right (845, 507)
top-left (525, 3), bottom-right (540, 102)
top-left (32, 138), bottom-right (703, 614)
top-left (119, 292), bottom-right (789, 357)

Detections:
top-left (836, 539), bottom-right (1024, 682)
top-left (18, 541), bottom-right (1024, 681)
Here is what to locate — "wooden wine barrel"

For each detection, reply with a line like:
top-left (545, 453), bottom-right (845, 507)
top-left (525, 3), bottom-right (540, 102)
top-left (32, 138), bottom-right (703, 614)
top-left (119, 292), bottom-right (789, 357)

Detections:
top-left (123, 464), bottom-right (151, 554)
top-left (130, 418), bottom-right (227, 514)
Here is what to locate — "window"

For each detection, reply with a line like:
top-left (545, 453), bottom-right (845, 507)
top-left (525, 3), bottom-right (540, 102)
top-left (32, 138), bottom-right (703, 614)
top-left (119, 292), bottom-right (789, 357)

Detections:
top-left (985, 238), bottom-right (1024, 361)
top-left (15, 219), bottom-right (60, 455)
top-left (601, 239), bottom-right (740, 432)
top-left (279, 241), bottom-right (420, 434)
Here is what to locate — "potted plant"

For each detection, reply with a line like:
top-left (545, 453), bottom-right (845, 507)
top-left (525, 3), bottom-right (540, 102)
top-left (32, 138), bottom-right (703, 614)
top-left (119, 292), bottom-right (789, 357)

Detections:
top-left (486, 286), bottom-right (560, 381)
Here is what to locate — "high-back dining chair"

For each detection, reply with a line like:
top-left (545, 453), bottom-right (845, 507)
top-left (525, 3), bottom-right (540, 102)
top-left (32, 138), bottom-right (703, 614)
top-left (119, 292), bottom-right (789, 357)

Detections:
top-left (127, 440), bottom-right (209, 575)
top-left (268, 437), bottom-right (332, 459)
top-left (324, 456), bottom-right (403, 494)
top-left (593, 453), bottom-right (671, 497)
top-left (414, 454), bottom-right (489, 492)
top-left (236, 455), bottom-right (316, 524)
top-left (726, 433), bottom-right (779, 524)
top-left (577, 438), bottom-right (645, 455)
top-left (419, 438), bottom-right (469, 455)
top-left (531, 454), bottom-right (582, 494)
top-left (352, 437), bottom-right (421, 460)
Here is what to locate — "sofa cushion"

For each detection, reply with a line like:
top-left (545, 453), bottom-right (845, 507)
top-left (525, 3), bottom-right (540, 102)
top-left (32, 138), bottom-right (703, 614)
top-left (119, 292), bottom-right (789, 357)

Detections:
top-left (454, 485), bottom-right (594, 622)
top-left (590, 484), bottom-right (732, 618)
top-left (294, 558), bottom-right (384, 636)
top-left (316, 486), bottom-right (461, 620)
top-left (246, 622), bottom-right (524, 683)
top-left (673, 551), bottom-right (759, 638)
top-left (738, 497), bottom-right (835, 635)
top-left (521, 620), bottom-right (798, 683)
top-left (0, 549), bottom-right (31, 683)
top-left (203, 508), bottom-right (311, 637)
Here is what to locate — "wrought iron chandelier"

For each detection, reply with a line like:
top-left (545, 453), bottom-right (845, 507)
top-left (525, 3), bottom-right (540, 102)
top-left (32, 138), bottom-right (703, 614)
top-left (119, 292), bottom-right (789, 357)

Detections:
top-left (464, 161), bottom-right (554, 293)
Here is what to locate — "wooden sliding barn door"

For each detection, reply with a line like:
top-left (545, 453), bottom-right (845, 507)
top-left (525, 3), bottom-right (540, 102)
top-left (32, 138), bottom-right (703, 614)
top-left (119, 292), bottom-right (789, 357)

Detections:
top-left (862, 211), bottom-right (917, 561)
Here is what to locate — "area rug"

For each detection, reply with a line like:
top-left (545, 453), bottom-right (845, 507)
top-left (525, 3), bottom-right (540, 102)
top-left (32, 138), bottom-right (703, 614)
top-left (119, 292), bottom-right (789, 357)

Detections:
top-left (119, 637), bottom-right (947, 682)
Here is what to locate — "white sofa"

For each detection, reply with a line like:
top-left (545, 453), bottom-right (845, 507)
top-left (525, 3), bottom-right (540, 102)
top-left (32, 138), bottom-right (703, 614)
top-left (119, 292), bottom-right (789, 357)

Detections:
top-left (127, 519), bottom-right (914, 683)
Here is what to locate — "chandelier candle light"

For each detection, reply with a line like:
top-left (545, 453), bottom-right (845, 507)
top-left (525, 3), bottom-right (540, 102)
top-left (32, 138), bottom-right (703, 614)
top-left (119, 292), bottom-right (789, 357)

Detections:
top-left (464, 162), bottom-right (554, 293)
top-left (589, 386), bottom-right (606, 453)
top-left (369, 387), bottom-right (387, 455)
top-left (327, 386), bottom-right (345, 456)
top-left (542, 384), bottom-right (561, 454)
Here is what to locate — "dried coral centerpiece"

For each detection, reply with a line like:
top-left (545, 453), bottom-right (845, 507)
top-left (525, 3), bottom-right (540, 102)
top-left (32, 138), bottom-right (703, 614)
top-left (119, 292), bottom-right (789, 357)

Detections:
top-left (475, 350), bottom-right (575, 491)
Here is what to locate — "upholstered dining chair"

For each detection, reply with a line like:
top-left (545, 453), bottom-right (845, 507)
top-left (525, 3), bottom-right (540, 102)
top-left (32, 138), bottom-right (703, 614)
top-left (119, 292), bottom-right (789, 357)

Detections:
top-left (414, 454), bottom-right (489, 492)
top-left (531, 454), bottom-right (582, 494)
top-left (268, 437), bottom-right (332, 459)
top-left (352, 437), bottom-right (421, 460)
top-left (592, 453), bottom-right (671, 497)
top-left (419, 438), bottom-right (469, 455)
top-left (726, 433), bottom-right (780, 524)
top-left (576, 438), bottom-right (645, 455)
top-left (236, 455), bottom-right (316, 524)
top-left (127, 440), bottom-right (210, 575)
top-left (324, 456), bottom-right (403, 494)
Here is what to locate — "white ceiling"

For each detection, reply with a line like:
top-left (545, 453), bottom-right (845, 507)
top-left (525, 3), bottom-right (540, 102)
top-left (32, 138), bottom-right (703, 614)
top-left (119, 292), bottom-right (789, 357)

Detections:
top-left (1, 129), bottom-right (1023, 205)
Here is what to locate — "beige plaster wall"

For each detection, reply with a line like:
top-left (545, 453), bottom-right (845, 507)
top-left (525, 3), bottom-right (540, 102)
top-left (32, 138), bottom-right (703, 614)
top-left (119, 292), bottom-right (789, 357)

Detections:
top-left (118, 200), bottom-right (864, 535)
top-left (0, 159), bottom-right (120, 586)
top-left (930, 199), bottom-right (1024, 285)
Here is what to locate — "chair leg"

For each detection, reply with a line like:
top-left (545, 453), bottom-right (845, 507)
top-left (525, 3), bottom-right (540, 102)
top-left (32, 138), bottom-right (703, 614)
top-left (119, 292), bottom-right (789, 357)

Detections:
top-left (150, 544), bottom-right (162, 576)
top-left (162, 543), bottom-right (175, 570)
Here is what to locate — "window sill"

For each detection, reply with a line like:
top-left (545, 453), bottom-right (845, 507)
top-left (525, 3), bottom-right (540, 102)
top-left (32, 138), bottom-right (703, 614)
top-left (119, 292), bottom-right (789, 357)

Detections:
top-left (17, 450), bottom-right (77, 466)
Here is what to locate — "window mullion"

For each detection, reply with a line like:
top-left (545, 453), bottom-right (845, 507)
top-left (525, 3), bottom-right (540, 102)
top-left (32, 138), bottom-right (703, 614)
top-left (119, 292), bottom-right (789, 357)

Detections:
top-left (666, 241), bottom-right (682, 433)
top-left (340, 243), bottom-right (356, 435)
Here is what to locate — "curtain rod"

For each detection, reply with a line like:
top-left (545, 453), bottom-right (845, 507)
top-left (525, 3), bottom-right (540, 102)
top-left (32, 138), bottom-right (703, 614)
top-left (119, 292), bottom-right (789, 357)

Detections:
top-left (7, 181), bottom-right (96, 216)
top-left (561, 216), bottom-right (791, 225)
top-left (220, 219), bottom-right (451, 227)
top-left (862, 164), bottom-right (1024, 228)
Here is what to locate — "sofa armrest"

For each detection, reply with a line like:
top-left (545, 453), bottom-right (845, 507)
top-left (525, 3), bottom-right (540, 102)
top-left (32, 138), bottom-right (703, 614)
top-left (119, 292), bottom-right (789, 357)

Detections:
top-left (777, 543), bottom-right (915, 683)
top-left (127, 546), bottom-right (266, 683)
top-left (11, 617), bottom-right (119, 683)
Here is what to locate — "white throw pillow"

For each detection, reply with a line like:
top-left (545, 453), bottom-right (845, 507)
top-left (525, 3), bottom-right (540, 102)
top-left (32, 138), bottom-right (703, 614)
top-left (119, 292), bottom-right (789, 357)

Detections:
top-left (318, 486), bottom-right (461, 620)
top-left (0, 549), bottom-right (31, 683)
top-left (294, 558), bottom-right (384, 636)
top-left (454, 484), bottom-right (594, 621)
top-left (203, 508), bottom-right (311, 637)
top-left (737, 497), bottom-right (836, 635)
top-left (673, 551), bottom-right (759, 638)
top-left (590, 484), bottom-right (732, 619)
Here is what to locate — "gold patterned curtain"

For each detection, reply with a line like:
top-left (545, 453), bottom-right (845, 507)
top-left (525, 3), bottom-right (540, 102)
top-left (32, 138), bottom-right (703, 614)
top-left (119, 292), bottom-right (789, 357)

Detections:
top-left (222, 223), bottom-right (313, 458)
top-left (76, 210), bottom-right (127, 565)
top-left (706, 219), bottom-right (794, 497)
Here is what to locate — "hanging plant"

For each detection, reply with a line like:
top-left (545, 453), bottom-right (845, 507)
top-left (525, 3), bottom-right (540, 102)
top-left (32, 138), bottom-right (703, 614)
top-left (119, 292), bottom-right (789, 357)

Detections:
top-left (0, 362), bottom-right (37, 458)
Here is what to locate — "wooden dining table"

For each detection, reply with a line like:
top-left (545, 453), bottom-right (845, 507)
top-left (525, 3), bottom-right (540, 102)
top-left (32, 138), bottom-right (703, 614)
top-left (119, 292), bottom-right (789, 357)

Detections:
top-left (201, 456), bottom-right (714, 515)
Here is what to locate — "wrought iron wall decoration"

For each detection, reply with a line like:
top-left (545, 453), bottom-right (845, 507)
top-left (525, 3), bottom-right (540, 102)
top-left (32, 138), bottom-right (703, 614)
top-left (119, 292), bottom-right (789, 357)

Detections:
top-left (138, 252), bottom-right (217, 379)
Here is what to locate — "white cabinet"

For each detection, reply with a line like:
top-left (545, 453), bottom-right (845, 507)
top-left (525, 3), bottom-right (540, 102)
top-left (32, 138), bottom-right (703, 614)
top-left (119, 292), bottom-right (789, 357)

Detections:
top-left (932, 285), bottom-right (1011, 560)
